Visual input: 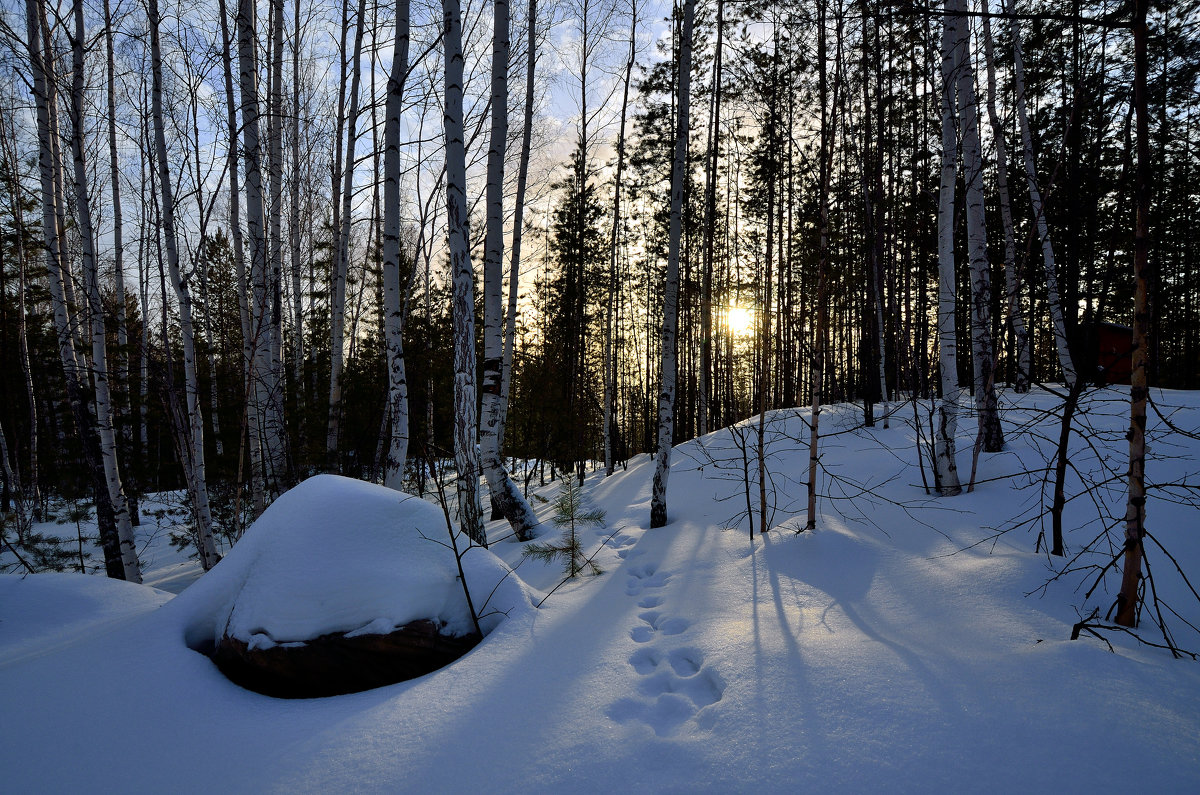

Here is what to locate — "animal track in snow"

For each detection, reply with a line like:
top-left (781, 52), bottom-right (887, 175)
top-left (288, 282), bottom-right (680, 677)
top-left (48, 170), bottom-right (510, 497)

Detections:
top-left (607, 533), bottom-right (643, 560)
top-left (612, 643), bottom-right (726, 736)
top-left (637, 596), bottom-right (663, 609)
top-left (624, 563), bottom-right (671, 596)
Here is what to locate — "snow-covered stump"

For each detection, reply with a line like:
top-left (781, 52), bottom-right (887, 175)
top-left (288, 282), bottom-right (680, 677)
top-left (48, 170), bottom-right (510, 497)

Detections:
top-left (195, 476), bottom-right (530, 698)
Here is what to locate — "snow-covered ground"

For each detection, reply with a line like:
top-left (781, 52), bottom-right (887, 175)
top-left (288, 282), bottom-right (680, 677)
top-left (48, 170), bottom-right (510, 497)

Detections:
top-left (2, 387), bottom-right (1199, 792)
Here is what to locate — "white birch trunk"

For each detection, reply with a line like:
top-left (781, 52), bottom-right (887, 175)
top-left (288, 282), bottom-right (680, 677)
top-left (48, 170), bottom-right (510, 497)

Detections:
top-left (237, 0), bottom-right (281, 504)
top-left (1003, 0), bottom-right (1077, 389)
top-left (480, 0), bottom-right (538, 539)
top-left (649, 0), bottom-right (695, 529)
top-left (149, 0), bottom-right (219, 571)
top-left (980, 0), bottom-right (1030, 393)
top-left (951, 0), bottom-right (1003, 452)
top-left (70, 0), bottom-right (142, 581)
top-left (219, 0), bottom-right (262, 516)
top-left (443, 0), bottom-right (485, 546)
top-left (934, 0), bottom-right (962, 496)
top-left (382, 0), bottom-right (412, 491)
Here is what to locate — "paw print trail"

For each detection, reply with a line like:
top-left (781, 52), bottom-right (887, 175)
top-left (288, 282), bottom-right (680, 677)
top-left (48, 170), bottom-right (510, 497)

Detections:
top-left (605, 554), bottom-right (726, 737)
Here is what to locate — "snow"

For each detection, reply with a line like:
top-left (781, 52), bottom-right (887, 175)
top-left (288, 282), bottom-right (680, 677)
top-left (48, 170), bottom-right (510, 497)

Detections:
top-left (197, 474), bottom-right (529, 646)
top-left (2, 387), bottom-right (1200, 792)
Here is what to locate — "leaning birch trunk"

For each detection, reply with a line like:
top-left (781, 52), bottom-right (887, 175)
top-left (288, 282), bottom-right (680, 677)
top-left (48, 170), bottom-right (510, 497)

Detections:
top-left (479, 0), bottom-right (538, 539)
top-left (70, 0), bottom-right (142, 581)
top-left (149, 0), bottom-right (220, 570)
top-left (933, 0), bottom-right (962, 496)
top-left (327, 0), bottom-right (369, 465)
top-left (382, 0), bottom-right (412, 491)
top-left (649, 0), bottom-right (694, 529)
top-left (219, 0), bottom-right (262, 516)
top-left (1116, 0), bottom-right (1151, 628)
top-left (980, 0), bottom-right (1030, 393)
top-left (951, 0), bottom-right (1003, 452)
top-left (237, 0), bottom-right (282, 502)
top-left (443, 0), bottom-right (485, 546)
top-left (498, 0), bottom-right (538, 456)
top-left (1003, 0), bottom-right (1076, 389)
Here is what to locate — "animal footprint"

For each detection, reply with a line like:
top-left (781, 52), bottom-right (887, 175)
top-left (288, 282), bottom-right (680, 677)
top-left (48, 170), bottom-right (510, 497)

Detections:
top-left (638, 596), bottom-right (663, 609)
top-left (668, 648), bottom-right (703, 676)
top-left (629, 648), bottom-right (661, 675)
top-left (625, 563), bottom-right (670, 595)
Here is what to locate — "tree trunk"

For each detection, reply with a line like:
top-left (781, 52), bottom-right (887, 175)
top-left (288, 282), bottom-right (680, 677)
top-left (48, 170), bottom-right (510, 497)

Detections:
top-left (951, 0), bottom-right (1003, 452)
top-left (1003, 0), bottom-right (1076, 389)
top-left (382, 0), bottom-right (412, 491)
top-left (934, 0), bottom-right (962, 496)
top-left (649, 0), bottom-right (694, 529)
top-left (149, 0), bottom-right (220, 571)
top-left (698, 0), bottom-right (722, 440)
top-left (1116, 0), bottom-right (1151, 628)
top-left (327, 0), bottom-right (369, 466)
top-left (69, 0), bottom-right (142, 581)
top-left (980, 0), bottom-right (1030, 393)
top-left (480, 0), bottom-right (538, 539)
top-left (443, 0), bottom-right (485, 546)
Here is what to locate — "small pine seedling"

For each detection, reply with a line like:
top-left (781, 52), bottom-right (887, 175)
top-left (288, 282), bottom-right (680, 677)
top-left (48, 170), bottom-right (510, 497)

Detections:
top-left (523, 478), bottom-right (606, 578)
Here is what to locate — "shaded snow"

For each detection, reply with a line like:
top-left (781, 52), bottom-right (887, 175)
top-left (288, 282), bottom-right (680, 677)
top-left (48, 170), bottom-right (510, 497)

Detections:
top-left (2, 388), bottom-right (1199, 792)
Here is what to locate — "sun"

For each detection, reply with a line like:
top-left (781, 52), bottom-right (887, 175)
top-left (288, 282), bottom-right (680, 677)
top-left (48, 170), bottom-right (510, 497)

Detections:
top-left (726, 304), bottom-right (755, 337)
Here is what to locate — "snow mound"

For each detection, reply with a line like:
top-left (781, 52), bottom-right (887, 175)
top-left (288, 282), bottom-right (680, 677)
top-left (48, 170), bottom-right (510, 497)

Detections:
top-left (0, 573), bottom-right (170, 666)
top-left (178, 475), bottom-right (531, 650)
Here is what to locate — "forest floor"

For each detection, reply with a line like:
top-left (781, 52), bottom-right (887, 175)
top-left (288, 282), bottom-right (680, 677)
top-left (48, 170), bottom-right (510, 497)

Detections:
top-left (2, 386), bottom-right (1199, 792)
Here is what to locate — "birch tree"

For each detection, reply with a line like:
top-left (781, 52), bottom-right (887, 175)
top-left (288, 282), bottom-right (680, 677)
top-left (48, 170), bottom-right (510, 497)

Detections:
top-left (980, 0), bottom-right (1030, 393)
top-left (480, 0), bottom-right (539, 539)
top-left (382, 0), bottom-right (413, 491)
top-left (1002, 0), bottom-right (1076, 389)
top-left (933, 0), bottom-right (962, 496)
top-left (950, 0), bottom-right (1003, 452)
top-left (149, 0), bottom-right (220, 570)
top-left (649, 0), bottom-right (695, 529)
top-left (444, 0), bottom-right (484, 545)
top-left (67, 0), bottom-right (142, 581)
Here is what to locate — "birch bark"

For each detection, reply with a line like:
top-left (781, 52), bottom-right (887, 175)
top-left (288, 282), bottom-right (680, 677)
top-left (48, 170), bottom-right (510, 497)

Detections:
top-left (934, 0), bottom-right (962, 496)
top-left (980, 0), bottom-right (1030, 393)
top-left (69, 0), bottom-right (142, 581)
top-left (480, 0), bottom-right (539, 538)
top-left (382, 0), bottom-right (413, 491)
top-left (649, 0), bottom-right (694, 529)
top-left (443, 0), bottom-right (485, 545)
top-left (150, 0), bottom-right (220, 570)
top-left (950, 0), bottom-right (1003, 452)
top-left (1002, 0), bottom-right (1077, 388)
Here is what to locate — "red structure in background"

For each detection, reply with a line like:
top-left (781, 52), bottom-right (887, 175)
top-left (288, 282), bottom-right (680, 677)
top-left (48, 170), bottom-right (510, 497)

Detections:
top-left (1095, 322), bottom-right (1133, 385)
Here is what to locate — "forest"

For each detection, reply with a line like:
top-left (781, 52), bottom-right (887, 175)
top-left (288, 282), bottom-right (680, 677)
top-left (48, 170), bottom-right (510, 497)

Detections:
top-left (1, 0), bottom-right (1199, 641)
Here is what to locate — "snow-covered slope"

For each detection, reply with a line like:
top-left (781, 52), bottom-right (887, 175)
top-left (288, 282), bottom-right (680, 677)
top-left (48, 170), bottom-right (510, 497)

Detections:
top-left (1, 388), bottom-right (1198, 792)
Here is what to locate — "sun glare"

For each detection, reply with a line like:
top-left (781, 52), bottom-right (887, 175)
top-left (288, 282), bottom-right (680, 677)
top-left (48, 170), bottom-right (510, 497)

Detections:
top-left (726, 305), bottom-right (754, 337)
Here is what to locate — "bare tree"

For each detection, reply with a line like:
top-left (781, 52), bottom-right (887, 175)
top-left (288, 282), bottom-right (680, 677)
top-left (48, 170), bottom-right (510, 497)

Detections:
top-left (480, 0), bottom-right (539, 538)
top-left (933, 0), bottom-right (962, 496)
top-left (443, 0), bottom-right (484, 545)
top-left (649, 0), bottom-right (695, 529)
